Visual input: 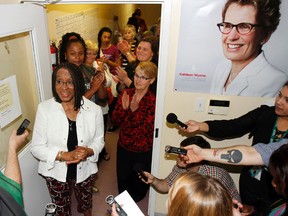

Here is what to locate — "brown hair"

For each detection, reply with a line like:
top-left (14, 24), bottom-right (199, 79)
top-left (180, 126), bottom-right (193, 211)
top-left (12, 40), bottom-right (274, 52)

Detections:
top-left (168, 172), bottom-right (233, 216)
top-left (222, 0), bottom-right (281, 36)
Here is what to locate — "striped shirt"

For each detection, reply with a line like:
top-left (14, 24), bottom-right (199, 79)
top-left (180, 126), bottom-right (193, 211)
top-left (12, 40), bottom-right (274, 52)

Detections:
top-left (165, 164), bottom-right (241, 201)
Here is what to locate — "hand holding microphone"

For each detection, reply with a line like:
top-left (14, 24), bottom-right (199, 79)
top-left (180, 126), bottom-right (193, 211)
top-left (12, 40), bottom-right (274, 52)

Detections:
top-left (166, 113), bottom-right (188, 129)
top-left (133, 163), bottom-right (148, 182)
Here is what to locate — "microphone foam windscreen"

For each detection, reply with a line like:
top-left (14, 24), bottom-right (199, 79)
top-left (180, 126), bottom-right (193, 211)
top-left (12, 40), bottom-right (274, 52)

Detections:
top-left (166, 113), bottom-right (177, 123)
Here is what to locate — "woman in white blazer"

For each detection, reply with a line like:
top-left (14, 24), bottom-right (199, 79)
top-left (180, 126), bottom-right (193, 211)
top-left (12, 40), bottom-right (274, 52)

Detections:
top-left (30, 62), bottom-right (104, 216)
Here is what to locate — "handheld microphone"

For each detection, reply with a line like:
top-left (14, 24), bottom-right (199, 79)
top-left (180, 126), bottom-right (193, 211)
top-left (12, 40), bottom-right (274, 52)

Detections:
top-left (105, 195), bottom-right (127, 216)
top-left (133, 163), bottom-right (148, 182)
top-left (166, 113), bottom-right (188, 129)
top-left (165, 145), bottom-right (187, 155)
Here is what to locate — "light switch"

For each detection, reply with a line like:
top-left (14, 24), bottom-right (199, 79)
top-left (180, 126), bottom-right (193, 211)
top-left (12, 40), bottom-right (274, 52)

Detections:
top-left (194, 98), bottom-right (205, 112)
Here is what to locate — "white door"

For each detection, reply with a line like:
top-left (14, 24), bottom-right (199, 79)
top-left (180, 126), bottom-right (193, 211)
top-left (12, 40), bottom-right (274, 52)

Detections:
top-left (0, 4), bottom-right (52, 216)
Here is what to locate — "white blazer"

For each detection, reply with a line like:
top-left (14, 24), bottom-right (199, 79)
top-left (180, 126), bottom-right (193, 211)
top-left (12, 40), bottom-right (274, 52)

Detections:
top-left (30, 97), bottom-right (104, 183)
top-left (210, 52), bottom-right (288, 97)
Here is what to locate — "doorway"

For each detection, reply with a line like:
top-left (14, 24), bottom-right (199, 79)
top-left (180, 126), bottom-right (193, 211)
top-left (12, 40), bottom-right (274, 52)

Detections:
top-left (44, 1), bottom-right (172, 215)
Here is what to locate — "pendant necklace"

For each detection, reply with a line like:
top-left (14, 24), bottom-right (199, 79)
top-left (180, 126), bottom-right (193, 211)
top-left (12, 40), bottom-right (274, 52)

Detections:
top-left (68, 119), bottom-right (74, 131)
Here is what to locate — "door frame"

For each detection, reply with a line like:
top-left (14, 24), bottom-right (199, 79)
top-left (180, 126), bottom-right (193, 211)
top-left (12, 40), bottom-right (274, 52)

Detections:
top-left (48, 1), bottom-right (172, 215)
top-left (18, 0), bottom-right (172, 215)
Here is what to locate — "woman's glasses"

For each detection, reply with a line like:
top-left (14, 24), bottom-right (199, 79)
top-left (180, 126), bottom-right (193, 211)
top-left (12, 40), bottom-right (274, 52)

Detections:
top-left (134, 73), bottom-right (151, 81)
top-left (217, 22), bottom-right (262, 35)
top-left (56, 80), bottom-right (74, 88)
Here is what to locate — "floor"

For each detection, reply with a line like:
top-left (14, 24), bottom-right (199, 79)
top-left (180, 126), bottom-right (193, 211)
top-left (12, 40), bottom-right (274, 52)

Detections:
top-left (71, 127), bottom-right (149, 216)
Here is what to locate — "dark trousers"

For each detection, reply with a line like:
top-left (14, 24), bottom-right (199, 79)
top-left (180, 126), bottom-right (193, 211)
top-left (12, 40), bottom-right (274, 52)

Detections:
top-left (116, 146), bottom-right (152, 202)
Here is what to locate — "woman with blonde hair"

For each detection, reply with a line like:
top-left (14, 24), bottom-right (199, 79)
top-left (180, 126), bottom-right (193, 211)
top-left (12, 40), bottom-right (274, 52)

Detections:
top-left (111, 171), bottom-right (241, 216)
top-left (167, 172), bottom-right (242, 216)
top-left (85, 39), bottom-right (111, 162)
top-left (112, 61), bottom-right (158, 202)
top-left (119, 24), bottom-right (138, 69)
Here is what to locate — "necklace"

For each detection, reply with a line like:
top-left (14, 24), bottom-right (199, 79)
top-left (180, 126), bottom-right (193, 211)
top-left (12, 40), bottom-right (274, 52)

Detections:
top-left (68, 119), bottom-right (75, 131)
top-left (270, 118), bottom-right (288, 142)
top-left (274, 128), bottom-right (286, 141)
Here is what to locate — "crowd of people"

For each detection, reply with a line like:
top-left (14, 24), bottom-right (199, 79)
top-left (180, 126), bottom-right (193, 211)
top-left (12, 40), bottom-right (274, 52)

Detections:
top-left (29, 7), bottom-right (159, 216)
top-left (2, 1), bottom-right (288, 216)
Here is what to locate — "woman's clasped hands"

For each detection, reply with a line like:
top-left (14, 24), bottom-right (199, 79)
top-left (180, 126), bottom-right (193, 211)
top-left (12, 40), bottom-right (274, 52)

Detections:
top-left (65, 146), bottom-right (90, 164)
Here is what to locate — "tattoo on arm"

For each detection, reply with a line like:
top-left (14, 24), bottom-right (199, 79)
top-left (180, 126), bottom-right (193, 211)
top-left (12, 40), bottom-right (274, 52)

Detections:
top-left (220, 149), bottom-right (243, 163)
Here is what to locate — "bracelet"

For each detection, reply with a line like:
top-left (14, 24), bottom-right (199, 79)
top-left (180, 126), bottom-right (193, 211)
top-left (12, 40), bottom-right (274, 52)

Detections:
top-left (58, 151), bottom-right (64, 162)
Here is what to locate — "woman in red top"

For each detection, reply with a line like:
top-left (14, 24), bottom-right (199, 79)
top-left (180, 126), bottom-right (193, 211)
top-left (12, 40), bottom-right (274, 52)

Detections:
top-left (112, 61), bottom-right (157, 202)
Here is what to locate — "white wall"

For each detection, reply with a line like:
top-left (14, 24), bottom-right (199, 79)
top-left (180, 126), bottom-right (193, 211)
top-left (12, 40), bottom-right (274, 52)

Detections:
top-left (153, 0), bottom-right (275, 214)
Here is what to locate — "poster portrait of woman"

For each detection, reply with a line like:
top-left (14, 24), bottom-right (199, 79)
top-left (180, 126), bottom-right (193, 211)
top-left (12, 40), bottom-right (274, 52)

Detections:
top-left (174, 0), bottom-right (288, 98)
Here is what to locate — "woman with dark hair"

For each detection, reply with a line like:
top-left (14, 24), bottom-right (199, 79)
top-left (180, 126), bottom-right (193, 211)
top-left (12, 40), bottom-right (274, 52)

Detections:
top-left (30, 62), bottom-right (104, 216)
top-left (97, 27), bottom-right (121, 132)
top-left (97, 27), bottom-right (121, 76)
top-left (60, 37), bottom-right (109, 193)
top-left (181, 80), bottom-right (288, 214)
top-left (57, 32), bottom-right (86, 64)
top-left (269, 145), bottom-right (288, 216)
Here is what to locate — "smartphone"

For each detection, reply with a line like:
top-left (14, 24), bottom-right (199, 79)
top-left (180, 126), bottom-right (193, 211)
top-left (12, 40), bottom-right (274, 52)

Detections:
top-left (16, 119), bottom-right (30, 135)
top-left (165, 145), bottom-right (187, 155)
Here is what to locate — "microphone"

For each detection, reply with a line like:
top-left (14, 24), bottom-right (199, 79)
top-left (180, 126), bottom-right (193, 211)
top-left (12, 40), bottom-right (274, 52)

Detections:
top-left (165, 145), bottom-right (187, 155)
top-left (166, 113), bottom-right (188, 129)
top-left (105, 195), bottom-right (127, 216)
top-left (133, 163), bottom-right (148, 182)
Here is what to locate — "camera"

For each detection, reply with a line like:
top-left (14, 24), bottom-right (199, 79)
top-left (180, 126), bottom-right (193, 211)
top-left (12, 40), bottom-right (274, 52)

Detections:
top-left (165, 145), bottom-right (187, 155)
top-left (105, 195), bottom-right (127, 216)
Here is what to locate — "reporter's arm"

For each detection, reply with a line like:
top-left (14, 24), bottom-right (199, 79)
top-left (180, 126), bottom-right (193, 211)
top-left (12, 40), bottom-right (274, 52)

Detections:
top-left (183, 144), bottom-right (263, 166)
top-left (4, 130), bottom-right (29, 185)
